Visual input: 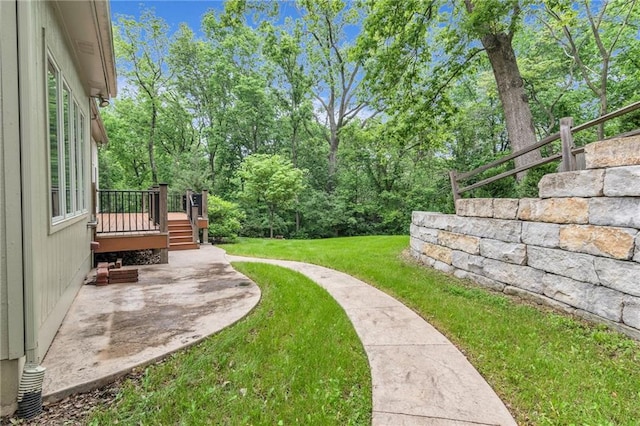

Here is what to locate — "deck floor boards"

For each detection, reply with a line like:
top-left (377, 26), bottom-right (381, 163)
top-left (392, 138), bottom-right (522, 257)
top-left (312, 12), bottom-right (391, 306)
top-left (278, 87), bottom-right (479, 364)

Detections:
top-left (97, 212), bottom-right (158, 235)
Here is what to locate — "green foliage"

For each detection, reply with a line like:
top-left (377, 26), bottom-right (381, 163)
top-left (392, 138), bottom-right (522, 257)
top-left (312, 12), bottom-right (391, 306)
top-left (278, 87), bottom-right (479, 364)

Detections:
top-left (207, 195), bottom-right (245, 243)
top-left (102, 1), bottom-right (640, 240)
top-left (238, 154), bottom-right (306, 238)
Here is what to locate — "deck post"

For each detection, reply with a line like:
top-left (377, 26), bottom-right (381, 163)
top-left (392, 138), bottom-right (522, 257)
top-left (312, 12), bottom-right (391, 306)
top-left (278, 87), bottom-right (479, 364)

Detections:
top-left (201, 189), bottom-right (208, 244)
top-left (449, 170), bottom-right (460, 209)
top-left (186, 189), bottom-right (193, 221)
top-left (191, 203), bottom-right (199, 244)
top-left (560, 117), bottom-right (576, 172)
top-left (159, 183), bottom-right (169, 263)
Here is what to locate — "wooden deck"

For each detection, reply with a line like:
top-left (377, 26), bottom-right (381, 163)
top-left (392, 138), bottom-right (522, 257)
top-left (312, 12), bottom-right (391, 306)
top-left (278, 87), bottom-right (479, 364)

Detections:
top-left (95, 212), bottom-right (166, 253)
top-left (94, 212), bottom-right (191, 253)
top-left (96, 212), bottom-right (158, 235)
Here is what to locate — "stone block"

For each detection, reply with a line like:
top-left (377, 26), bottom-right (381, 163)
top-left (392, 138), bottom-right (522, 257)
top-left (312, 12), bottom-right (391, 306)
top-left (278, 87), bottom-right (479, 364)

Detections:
top-left (521, 222), bottom-right (560, 248)
top-left (455, 198), bottom-right (493, 217)
top-left (421, 242), bottom-right (453, 264)
top-left (503, 286), bottom-right (576, 315)
top-left (450, 217), bottom-right (522, 243)
top-left (480, 239), bottom-right (527, 265)
top-left (589, 197), bottom-right (640, 229)
top-left (603, 165), bottom-right (640, 197)
top-left (538, 169), bottom-right (604, 198)
top-left (482, 258), bottom-right (546, 294)
top-left (413, 212), bottom-right (446, 228)
top-left (594, 257), bottom-right (640, 297)
top-left (622, 297), bottom-right (640, 329)
top-left (585, 135), bottom-right (640, 169)
top-left (518, 198), bottom-right (589, 224)
top-left (453, 269), bottom-right (506, 292)
top-left (409, 237), bottom-right (424, 255)
top-left (635, 234), bottom-right (640, 263)
top-left (414, 212), bottom-right (465, 231)
top-left (432, 260), bottom-right (455, 274)
top-left (451, 251), bottom-right (485, 275)
top-left (418, 254), bottom-right (436, 267)
top-left (559, 225), bottom-right (636, 260)
top-left (527, 246), bottom-right (599, 284)
top-left (493, 199), bottom-right (520, 220)
top-left (437, 231), bottom-right (480, 254)
top-left (543, 274), bottom-right (624, 321)
top-left (410, 224), bottom-right (439, 244)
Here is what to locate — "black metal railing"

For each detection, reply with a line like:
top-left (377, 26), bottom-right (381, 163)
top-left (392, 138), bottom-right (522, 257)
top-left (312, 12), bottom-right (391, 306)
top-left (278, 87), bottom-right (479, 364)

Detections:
top-left (169, 193), bottom-right (185, 212)
top-left (97, 189), bottom-right (160, 234)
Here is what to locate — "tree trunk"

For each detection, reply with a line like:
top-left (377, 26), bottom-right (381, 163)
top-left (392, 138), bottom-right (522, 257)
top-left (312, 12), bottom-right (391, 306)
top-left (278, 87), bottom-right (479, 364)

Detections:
top-left (269, 209), bottom-right (274, 239)
top-left (149, 102), bottom-right (158, 184)
top-left (481, 32), bottom-right (541, 179)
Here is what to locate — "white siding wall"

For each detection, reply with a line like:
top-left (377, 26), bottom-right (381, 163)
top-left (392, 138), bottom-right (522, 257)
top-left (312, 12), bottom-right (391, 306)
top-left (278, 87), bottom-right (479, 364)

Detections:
top-left (0, 0), bottom-right (24, 363)
top-left (19, 1), bottom-right (94, 362)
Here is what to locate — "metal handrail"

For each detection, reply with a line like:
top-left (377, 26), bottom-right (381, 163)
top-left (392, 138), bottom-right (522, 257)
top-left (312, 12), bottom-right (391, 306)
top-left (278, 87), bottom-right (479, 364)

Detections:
top-left (96, 189), bottom-right (160, 234)
top-left (450, 100), bottom-right (640, 200)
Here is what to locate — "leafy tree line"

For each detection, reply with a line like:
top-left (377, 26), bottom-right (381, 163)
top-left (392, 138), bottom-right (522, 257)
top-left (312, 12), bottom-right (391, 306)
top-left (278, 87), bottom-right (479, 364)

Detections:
top-left (100, 0), bottom-right (640, 240)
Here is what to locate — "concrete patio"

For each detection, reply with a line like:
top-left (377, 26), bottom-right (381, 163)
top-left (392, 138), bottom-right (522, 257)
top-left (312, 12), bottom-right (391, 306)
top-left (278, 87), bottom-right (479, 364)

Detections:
top-left (41, 245), bottom-right (261, 402)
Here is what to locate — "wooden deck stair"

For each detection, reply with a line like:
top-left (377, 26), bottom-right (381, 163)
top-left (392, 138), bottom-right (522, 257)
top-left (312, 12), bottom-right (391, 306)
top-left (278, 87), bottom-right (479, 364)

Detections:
top-left (168, 218), bottom-right (199, 251)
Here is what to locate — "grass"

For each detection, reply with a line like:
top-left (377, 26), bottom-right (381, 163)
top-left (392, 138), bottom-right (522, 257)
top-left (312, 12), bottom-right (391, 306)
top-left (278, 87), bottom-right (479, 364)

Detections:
top-left (88, 262), bottom-right (370, 425)
top-left (223, 236), bottom-right (640, 425)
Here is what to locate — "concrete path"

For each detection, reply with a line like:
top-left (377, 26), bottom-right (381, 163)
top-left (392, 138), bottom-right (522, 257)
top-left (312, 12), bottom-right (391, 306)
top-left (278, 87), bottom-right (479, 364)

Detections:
top-left (41, 245), bottom-right (261, 402)
top-left (227, 255), bottom-right (517, 426)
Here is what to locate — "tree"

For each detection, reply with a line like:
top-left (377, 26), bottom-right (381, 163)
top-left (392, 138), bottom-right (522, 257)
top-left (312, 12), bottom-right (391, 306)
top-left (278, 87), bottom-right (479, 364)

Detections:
top-left (542, 0), bottom-right (639, 139)
top-left (238, 154), bottom-right (305, 238)
top-left (114, 10), bottom-right (172, 185)
top-left (207, 195), bottom-right (245, 243)
top-left (360, 0), bottom-right (542, 176)
top-left (298, 0), bottom-right (374, 184)
top-left (101, 97), bottom-right (154, 188)
top-left (170, 11), bottom-right (279, 196)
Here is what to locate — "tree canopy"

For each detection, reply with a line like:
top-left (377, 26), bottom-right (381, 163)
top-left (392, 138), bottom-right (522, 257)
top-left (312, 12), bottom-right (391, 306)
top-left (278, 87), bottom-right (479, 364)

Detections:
top-left (101, 0), bottom-right (640, 239)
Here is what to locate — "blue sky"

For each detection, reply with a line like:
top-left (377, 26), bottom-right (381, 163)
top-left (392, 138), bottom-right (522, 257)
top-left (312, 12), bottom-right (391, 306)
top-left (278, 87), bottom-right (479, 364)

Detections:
top-left (110, 1), bottom-right (225, 34)
top-left (110, 1), bottom-right (302, 35)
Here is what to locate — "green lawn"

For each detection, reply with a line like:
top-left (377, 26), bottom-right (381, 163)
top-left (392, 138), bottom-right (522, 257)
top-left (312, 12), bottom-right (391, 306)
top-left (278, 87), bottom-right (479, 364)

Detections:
top-left (88, 262), bottom-right (370, 425)
top-left (224, 236), bottom-right (640, 425)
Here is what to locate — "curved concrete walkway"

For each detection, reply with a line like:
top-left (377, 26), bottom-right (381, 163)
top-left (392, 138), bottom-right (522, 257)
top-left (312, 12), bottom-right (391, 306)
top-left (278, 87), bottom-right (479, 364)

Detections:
top-left (227, 254), bottom-right (517, 426)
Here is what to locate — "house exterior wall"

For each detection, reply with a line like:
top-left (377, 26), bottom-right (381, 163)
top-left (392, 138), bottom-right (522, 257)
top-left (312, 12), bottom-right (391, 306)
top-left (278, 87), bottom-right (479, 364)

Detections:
top-left (2, 0), bottom-right (99, 415)
top-left (1, 0), bottom-right (26, 415)
top-left (19, 0), bottom-right (94, 362)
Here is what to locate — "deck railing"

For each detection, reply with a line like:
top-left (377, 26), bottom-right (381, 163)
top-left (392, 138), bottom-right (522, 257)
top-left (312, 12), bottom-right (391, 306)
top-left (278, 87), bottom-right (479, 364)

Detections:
top-left (96, 185), bottom-right (168, 234)
top-left (168, 193), bottom-right (185, 213)
top-left (450, 100), bottom-right (640, 201)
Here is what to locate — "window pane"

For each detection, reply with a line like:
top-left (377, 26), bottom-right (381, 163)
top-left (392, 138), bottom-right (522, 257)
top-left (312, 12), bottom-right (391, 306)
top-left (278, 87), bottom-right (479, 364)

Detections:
top-left (48, 62), bottom-right (60, 218)
top-left (74, 102), bottom-right (81, 212)
top-left (63, 86), bottom-right (72, 214)
top-left (78, 112), bottom-right (85, 210)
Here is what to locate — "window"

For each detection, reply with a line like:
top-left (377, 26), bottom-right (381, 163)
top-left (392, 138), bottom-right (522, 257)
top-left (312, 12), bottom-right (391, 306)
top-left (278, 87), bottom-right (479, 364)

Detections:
top-left (47, 60), bottom-right (61, 219)
top-left (63, 85), bottom-right (72, 215)
top-left (47, 54), bottom-right (88, 223)
top-left (76, 110), bottom-right (85, 211)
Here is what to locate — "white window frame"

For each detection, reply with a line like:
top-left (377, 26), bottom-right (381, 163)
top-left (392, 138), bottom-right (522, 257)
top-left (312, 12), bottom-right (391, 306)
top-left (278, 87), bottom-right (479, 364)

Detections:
top-left (47, 51), bottom-right (88, 226)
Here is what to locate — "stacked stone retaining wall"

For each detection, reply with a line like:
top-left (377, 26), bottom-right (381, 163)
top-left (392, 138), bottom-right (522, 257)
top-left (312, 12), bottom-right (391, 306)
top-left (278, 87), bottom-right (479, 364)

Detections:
top-left (410, 135), bottom-right (640, 339)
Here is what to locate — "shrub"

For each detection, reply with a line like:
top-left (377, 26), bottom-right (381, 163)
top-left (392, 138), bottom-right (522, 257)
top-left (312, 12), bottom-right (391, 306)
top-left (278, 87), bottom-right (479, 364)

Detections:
top-left (207, 195), bottom-right (245, 243)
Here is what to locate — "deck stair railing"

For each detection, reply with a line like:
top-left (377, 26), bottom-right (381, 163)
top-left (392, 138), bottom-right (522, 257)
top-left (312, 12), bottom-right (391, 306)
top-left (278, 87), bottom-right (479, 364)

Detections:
top-left (450, 100), bottom-right (640, 201)
top-left (96, 184), bottom-right (168, 234)
top-left (184, 189), bottom-right (208, 243)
